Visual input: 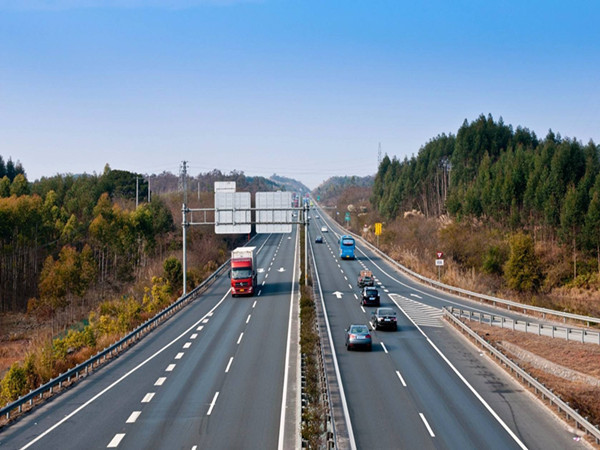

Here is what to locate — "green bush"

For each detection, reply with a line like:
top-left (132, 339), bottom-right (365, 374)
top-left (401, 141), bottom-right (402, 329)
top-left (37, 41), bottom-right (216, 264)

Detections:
top-left (504, 233), bottom-right (542, 292)
top-left (0, 363), bottom-right (28, 405)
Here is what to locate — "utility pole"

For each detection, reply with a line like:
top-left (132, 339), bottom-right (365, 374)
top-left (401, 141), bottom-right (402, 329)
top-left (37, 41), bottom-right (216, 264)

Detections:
top-left (136, 176), bottom-right (139, 209)
top-left (147, 177), bottom-right (151, 202)
top-left (180, 161), bottom-right (188, 295)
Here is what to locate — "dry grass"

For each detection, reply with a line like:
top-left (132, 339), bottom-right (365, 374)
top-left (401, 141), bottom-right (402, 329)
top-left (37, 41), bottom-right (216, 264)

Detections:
top-left (465, 321), bottom-right (600, 429)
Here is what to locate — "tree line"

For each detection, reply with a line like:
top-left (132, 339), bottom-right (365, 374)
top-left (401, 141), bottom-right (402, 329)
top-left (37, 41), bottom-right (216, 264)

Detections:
top-left (371, 115), bottom-right (600, 279)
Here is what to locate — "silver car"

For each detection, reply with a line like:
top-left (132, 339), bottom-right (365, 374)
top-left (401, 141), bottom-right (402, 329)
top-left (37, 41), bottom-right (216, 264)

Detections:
top-left (345, 324), bottom-right (372, 351)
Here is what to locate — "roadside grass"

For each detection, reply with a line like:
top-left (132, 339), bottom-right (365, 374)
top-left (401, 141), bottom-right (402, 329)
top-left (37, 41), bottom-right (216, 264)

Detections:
top-left (465, 321), bottom-right (600, 430)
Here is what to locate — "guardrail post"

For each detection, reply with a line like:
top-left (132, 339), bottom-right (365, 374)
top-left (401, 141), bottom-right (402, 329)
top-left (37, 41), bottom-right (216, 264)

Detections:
top-left (566, 329), bottom-right (570, 341)
top-left (581, 330), bottom-right (585, 343)
top-left (552, 326), bottom-right (555, 338)
top-left (538, 323), bottom-right (541, 336)
top-left (501, 316), bottom-right (505, 329)
top-left (512, 319), bottom-right (515, 331)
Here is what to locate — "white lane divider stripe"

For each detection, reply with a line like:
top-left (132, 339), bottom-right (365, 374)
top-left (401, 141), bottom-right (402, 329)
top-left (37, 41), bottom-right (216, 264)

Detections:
top-left (126, 411), bottom-right (141, 423)
top-left (197, 325), bottom-right (204, 331)
top-left (225, 357), bottom-right (234, 373)
top-left (207, 391), bottom-right (219, 416)
top-left (380, 342), bottom-right (388, 354)
top-left (396, 371), bottom-right (407, 387)
top-left (190, 333), bottom-right (198, 339)
top-left (107, 433), bottom-right (125, 448)
top-left (175, 352), bottom-right (184, 360)
top-left (155, 377), bottom-right (166, 386)
top-left (202, 319), bottom-right (209, 324)
top-left (183, 342), bottom-right (191, 349)
top-left (354, 294), bottom-right (358, 299)
top-left (237, 332), bottom-right (244, 345)
top-left (141, 393), bottom-right (155, 403)
top-left (252, 300), bottom-right (257, 308)
top-left (166, 364), bottom-right (176, 372)
top-left (360, 306), bottom-right (366, 313)
top-left (419, 413), bottom-right (435, 437)
top-left (246, 314), bottom-right (251, 324)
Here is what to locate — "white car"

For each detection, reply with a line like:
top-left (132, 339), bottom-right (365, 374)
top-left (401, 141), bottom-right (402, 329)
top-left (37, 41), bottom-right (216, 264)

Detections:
top-left (321, 226), bottom-right (328, 232)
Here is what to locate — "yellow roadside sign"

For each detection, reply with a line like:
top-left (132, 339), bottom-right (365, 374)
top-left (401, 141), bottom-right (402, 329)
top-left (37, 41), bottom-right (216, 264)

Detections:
top-left (374, 222), bottom-right (382, 235)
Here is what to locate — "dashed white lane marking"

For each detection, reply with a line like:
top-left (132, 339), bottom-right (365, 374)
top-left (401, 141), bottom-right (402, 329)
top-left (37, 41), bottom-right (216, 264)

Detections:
top-left (155, 377), bottom-right (166, 386)
top-left (197, 325), bottom-right (204, 331)
top-left (360, 306), bottom-right (366, 313)
top-left (175, 352), bottom-right (184, 360)
top-left (202, 319), bottom-right (209, 324)
top-left (265, 273), bottom-right (269, 279)
top-left (107, 433), bottom-right (125, 448)
top-left (396, 371), bottom-right (407, 387)
top-left (252, 300), bottom-right (257, 308)
top-left (225, 357), bottom-right (234, 373)
top-left (126, 411), bottom-right (141, 423)
top-left (237, 332), bottom-right (244, 344)
top-left (389, 294), bottom-right (442, 327)
top-left (380, 342), bottom-right (388, 354)
top-left (354, 294), bottom-right (358, 299)
top-left (183, 342), bottom-right (191, 349)
top-left (246, 314), bottom-right (251, 324)
top-left (420, 413), bottom-right (435, 437)
top-left (166, 364), bottom-right (176, 372)
top-left (207, 392), bottom-right (219, 416)
top-left (262, 281), bottom-right (266, 286)
top-left (207, 312), bottom-right (213, 317)
top-left (384, 289), bottom-right (389, 293)
top-left (344, 276), bottom-right (348, 281)
top-left (141, 393), bottom-right (155, 403)
top-left (190, 333), bottom-right (198, 339)
top-left (258, 290), bottom-right (262, 296)
top-left (348, 284), bottom-right (352, 289)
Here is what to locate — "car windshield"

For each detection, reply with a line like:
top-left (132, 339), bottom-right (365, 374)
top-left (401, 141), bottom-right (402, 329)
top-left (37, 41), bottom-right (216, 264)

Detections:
top-left (366, 289), bottom-right (378, 296)
top-left (231, 268), bottom-right (252, 279)
top-left (341, 239), bottom-right (354, 246)
top-left (351, 326), bottom-right (368, 334)
top-left (379, 309), bottom-right (395, 316)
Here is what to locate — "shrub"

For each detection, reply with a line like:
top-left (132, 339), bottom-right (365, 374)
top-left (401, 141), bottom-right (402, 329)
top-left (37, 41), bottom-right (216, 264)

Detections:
top-left (0, 363), bottom-right (28, 405)
top-left (504, 233), bottom-right (542, 292)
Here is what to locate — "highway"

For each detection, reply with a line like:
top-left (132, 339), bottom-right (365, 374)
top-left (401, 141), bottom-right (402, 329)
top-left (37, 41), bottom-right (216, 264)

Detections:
top-left (0, 205), bottom-right (589, 450)
top-left (309, 207), bottom-right (585, 449)
top-left (0, 231), bottom-right (300, 450)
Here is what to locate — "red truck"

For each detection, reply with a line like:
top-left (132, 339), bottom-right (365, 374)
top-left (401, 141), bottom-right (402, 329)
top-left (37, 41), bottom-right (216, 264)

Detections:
top-left (230, 246), bottom-right (257, 296)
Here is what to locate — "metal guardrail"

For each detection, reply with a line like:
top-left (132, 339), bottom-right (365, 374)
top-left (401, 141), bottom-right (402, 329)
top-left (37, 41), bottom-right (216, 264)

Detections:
top-left (448, 306), bottom-right (600, 345)
top-left (443, 307), bottom-right (600, 444)
top-left (334, 223), bottom-right (600, 327)
top-left (1, 259), bottom-right (230, 421)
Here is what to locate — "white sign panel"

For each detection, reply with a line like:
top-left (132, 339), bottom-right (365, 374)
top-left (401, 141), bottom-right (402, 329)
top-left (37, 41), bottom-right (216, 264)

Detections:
top-left (435, 259), bottom-right (444, 266)
top-left (215, 192), bottom-right (251, 234)
top-left (256, 191), bottom-right (293, 234)
top-left (214, 181), bottom-right (236, 193)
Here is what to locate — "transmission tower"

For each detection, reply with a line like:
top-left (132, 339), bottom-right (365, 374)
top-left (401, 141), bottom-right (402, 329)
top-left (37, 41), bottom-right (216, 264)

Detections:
top-left (179, 161), bottom-right (188, 204)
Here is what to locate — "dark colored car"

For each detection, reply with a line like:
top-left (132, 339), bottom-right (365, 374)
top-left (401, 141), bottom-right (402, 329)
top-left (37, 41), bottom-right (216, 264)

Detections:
top-left (370, 307), bottom-right (398, 331)
top-left (345, 324), bottom-right (372, 351)
top-left (315, 236), bottom-right (323, 243)
top-left (357, 270), bottom-right (374, 288)
top-left (361, 287), bottom-right (380, 306)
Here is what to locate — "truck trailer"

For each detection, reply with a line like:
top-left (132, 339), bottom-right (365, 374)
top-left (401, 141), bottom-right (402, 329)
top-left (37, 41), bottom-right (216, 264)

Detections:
top-left (230, 247), bottom-right (257, 296)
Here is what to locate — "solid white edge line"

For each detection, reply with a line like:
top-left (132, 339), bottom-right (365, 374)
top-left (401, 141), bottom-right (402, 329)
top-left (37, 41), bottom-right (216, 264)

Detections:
top-left (396, 370), bottom-right (407, 387)
top-left (20, 290), bottom-right (232, 450)
top-left (225, 356), bottom-right (234, 373)
top-left (309, 229), bottom-right (357, 450)
top-left (126, 411), bottom-right (141, 424)
top-left (107, 433), bottom-right (125, 448)
top-left (380, 342), bottom-right (388, 354)
top-left (237, 332), bottom-right (244, 345)
top-left (388, 293), bottom-right (528, 450)
top-left (277, 225), bottom-right (299, 450)
top-left (207, 391), bottom-right (219, 416)
top-left (419, 413), bottom-right (435, 437)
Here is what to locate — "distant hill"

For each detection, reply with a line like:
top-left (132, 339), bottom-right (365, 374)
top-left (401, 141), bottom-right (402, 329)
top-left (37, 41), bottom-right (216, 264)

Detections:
top-left (313, 175), bottom-right (374, 203)
top-left (269, 174), bottom-right (310, 195)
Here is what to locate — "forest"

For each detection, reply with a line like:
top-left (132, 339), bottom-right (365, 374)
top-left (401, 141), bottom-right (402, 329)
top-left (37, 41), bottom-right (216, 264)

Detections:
top-left (371, 115), bottom-right (600, 283)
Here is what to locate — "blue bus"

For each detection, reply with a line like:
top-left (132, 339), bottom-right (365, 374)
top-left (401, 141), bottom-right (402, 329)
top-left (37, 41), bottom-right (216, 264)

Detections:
top-left (339, 235), bottom-right (356, 260)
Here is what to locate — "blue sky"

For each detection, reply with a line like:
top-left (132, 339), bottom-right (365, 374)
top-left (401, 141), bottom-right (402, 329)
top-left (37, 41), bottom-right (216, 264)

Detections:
top-left (1, 1), bottom-right (599, 189)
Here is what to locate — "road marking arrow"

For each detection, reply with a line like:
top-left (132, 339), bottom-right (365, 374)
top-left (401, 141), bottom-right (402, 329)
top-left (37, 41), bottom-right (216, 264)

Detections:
top-left (333, 291), bottom-right (343, 299)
